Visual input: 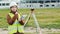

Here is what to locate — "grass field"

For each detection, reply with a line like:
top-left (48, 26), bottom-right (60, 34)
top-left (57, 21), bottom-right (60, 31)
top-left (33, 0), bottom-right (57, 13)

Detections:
top-left (0, 8), bottom-right (60, 29)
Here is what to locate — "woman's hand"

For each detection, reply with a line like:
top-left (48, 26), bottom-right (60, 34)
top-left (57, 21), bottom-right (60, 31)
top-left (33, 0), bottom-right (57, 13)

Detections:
top-left (19, 15), bottom-right (27, 25)
top-left (15, 12), bottom-right (18, 15)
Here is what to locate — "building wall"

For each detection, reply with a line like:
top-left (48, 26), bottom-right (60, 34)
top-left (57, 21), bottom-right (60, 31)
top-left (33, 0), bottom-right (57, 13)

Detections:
top-left (18, 0), bottom-right (60, 8)
top-left (20, 3), bottom-right (60, 8)
top-left (0, 0), bottom-right (60, 9)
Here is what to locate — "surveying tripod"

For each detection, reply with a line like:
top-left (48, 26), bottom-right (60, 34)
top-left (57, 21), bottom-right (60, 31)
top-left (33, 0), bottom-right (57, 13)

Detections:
top-left (24, 9), bottom-right (42, 34)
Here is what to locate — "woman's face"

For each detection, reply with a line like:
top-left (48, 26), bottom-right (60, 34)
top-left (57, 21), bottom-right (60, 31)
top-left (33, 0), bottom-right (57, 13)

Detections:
top-left (10, 6), bottom-right (17, 13)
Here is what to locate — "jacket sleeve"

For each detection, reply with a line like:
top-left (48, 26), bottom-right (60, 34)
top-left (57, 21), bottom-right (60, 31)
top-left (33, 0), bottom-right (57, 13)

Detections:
top-left (6, 14), bottom-right (18, 25)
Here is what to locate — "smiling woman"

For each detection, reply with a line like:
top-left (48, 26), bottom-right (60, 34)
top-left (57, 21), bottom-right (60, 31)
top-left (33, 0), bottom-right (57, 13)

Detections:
top-left (6, 2), bottom-right (25, 34)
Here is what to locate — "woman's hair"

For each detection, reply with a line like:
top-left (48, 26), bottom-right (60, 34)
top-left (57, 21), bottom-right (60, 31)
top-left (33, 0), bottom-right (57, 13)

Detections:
top-left (10, 6), bottom-right (17, 8)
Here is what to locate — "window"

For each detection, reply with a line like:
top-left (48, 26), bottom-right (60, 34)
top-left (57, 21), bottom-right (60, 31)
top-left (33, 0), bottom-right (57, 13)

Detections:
top-left (27, 5), bottom-right (28, 7)
top-left (30, 5), bottom-right (31, 7)
top-left (45, 1), bottom-right (50, 3)
top-left (6, 3), bottom-right (9, 6)
top-left (57, 0), bottom-right (60, 2)
top-left (51, 0), bottom-right (56, 3)
top-left (40, 5), bottom-right (43, 7)
top-left (26, 1), bottom-right (31, 3)
top-left (26, 1), bottom-right (27, 3)
top-left (46, 5), bottom-right (49, 7)
top-left (21, 1), bottom-right (26, 3)
top-left (2, 3), bottom-right (5, 6)
top-left (0, 3), bottom-right (1, 6)
top-left (32, 1), bottom-right (37, 3)
top-left (52, 5), bottom-right (55, 7)
top-left (29, 1), bottom-right (31, 3)
top-left (38, 1), bottom-right (44, 4)
top-left (26, 1), bottom-right (29, 3)
top-left (17, 3), bottom-right (18, 5)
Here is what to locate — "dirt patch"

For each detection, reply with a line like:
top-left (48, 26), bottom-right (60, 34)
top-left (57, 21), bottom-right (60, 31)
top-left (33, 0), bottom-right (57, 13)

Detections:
top-left (0, 28), bottom-right (60, 34)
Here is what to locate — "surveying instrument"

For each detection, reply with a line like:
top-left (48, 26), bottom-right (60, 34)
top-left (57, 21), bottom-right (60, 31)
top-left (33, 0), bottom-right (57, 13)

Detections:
top-left (24, 8), bottom-right (42, 34)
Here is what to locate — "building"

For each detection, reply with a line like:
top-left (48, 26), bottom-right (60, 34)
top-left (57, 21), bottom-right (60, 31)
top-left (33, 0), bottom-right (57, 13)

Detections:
top-left (0, 0), bottom-right (60, 9)
top-left (20, 0), bottom-right (60, 8)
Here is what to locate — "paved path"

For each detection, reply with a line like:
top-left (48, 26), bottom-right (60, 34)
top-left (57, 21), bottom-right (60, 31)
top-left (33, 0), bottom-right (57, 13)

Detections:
top-left (0, 28), bottom-right (60, 34)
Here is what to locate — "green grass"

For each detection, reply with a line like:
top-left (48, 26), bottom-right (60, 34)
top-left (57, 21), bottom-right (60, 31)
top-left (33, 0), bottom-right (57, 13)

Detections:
top-left (0, 8), bottom-right (60, 29)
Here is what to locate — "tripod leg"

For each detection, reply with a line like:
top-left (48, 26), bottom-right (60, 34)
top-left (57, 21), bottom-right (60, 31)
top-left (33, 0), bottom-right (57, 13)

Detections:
top-left (32, 13), bottom-right (42, 34)
top-left (24, 13), bottom-right (31, 27)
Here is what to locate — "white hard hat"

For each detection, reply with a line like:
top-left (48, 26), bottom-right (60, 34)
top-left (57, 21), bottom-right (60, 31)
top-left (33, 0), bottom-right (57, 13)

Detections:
top-left (10, 2), bottom-right (17, 7)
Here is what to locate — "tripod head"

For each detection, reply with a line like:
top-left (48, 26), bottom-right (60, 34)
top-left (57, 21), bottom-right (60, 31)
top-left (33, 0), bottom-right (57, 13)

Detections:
top-left (31, 9), bottom-right (34, 11)
top-left (31, 8), bottom-right (35, 13)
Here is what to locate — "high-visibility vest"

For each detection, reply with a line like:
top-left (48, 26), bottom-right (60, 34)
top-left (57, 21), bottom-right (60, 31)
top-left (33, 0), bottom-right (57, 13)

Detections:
top-left (8, 13), bottom-right (24, 34)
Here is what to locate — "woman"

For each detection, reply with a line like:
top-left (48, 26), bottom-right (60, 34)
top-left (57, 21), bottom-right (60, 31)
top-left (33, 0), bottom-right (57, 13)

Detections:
top-left (6, 2), bottom-right (24, 34)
